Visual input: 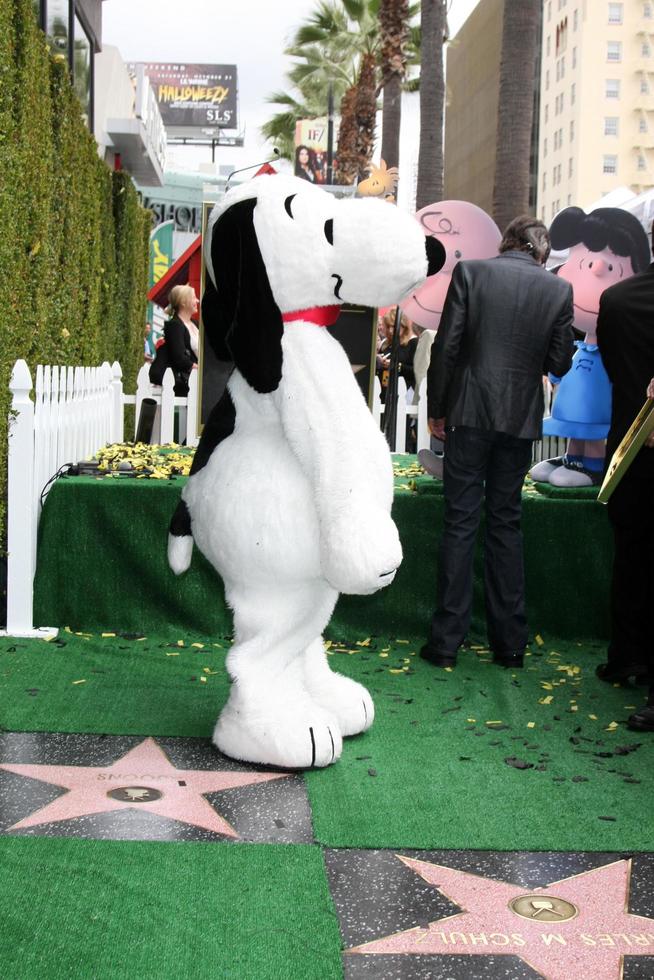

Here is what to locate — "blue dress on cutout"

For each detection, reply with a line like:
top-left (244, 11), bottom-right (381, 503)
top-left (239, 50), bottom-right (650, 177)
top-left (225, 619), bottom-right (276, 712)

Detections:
top-left (542, 341), bottom-right (612, 440)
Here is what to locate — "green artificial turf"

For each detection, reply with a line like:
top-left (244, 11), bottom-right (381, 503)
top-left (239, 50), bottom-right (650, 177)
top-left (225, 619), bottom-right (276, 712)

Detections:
top-left (0, 837), bottom-right (342, 980)
top-left (1, 632), bottom-right (652, 853)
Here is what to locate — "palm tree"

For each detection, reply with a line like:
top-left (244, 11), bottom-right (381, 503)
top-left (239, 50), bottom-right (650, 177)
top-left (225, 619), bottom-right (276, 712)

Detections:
top-left (492, 0), bottom-right (542, 232)
top-left (415, 0), bottom-right (447, 209)
top-left (378, 0), bottom-right (411, 171)
top-left (262, 0), bottom-right (381, 183)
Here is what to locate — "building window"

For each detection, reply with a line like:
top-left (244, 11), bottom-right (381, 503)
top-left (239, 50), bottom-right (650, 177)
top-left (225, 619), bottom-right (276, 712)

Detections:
top-left (638, 154), bottom-right (647, 170)
top-left (643, 42), bottom-right (651, 56)
top-left (544, 103), bottom-right (549, 122)
top-left (554, 130), bottom-right (559, 150)
top-left (569, 157), bottom-right (574, 177)
top-left (548, 1), bottom-right (552, 21)
top-left (46, 0), bottom-right (69, 57)
top-left (603, 154), bottom-right (618, 174)
top-left (544, 137), bottom-right (548, 156)
top-left (607, 41), bottom-right (622, 61)
top-left (641, 76), bottom-right (650, 93)
top-left (553, 166), bottom-right (557, 186)
top-left (570, 119), bottom-right (575, 140)
top-left (547, 35), bottom-right (551, 56)
top-left (645, 2), bottom-right (652, 17)
top-left (73, 15), bottom-right (92, 126)
top-left (606, 78), bottom-right (620, 98)
top-left (571, 83), bottom-right (575, 104)
top-left (572, 46), bottom-right (577, 68)
top-left (640, 116), bottom-right (649, 132)
top-left (561, 55), bottom-right (566, 78)
top-left (546, 69), bottom-right (550, 90)
top-left (543, 171), bottom-right (547, 190)
top-left (608, 2), bottom-right (623, 23)
top-left (605, 116), bottom-right (619, 135)
top-left (573, 7), bottom-right (578, 28)
top-left (552, 202), bottom-right (557, 218)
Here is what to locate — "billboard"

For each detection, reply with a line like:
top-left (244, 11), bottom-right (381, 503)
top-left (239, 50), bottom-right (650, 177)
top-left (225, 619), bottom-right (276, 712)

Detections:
top-left (130, 63), bottom-right (238, 136)
top-left (294, 117), bottom-right (329, 184)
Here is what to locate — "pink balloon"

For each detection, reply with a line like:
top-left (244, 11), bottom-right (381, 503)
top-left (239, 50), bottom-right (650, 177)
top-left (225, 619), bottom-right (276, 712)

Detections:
top-left (401, 201), bottom-right (501, 330)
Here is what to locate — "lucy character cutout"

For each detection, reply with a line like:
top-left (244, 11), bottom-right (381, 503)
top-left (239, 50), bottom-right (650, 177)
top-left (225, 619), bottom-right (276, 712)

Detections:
top-left (530, 207), bottom-right (650, 487)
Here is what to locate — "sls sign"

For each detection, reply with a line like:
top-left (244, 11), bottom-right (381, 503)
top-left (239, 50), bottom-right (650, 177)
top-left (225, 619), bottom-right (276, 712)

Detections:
top-left (129, 63), bottom-right (238, 138)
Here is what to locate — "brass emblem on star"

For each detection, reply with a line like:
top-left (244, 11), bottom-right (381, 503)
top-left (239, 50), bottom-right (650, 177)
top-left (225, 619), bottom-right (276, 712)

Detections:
top-left (106, 786), bottom-right (163, 803)
top-left (509, 895), bottom-right (579, 921)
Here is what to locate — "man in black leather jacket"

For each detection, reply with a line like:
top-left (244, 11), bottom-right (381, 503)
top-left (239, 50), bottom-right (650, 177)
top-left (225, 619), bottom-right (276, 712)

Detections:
top-left (421, 216), bottom-right (575, 670)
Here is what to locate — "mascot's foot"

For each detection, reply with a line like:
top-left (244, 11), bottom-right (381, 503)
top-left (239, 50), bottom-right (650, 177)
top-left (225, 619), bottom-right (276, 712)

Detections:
top-left (304, 670), bottom-right (374, 737)
top-left (213, 689), bottom-right (343, 769)
top-left (418, 448), bottom-right (444, 480)
top-left (549, 463), bottom-right (601, 488)
top-left (168, 533), bottom-right (193, 575)
top-left (529, 456), bottom-right (564, 483)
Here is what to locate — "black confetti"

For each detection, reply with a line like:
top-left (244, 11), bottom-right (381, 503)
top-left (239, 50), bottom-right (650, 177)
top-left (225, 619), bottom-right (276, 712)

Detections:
top-left (504, 756), bottom-right (533, 770)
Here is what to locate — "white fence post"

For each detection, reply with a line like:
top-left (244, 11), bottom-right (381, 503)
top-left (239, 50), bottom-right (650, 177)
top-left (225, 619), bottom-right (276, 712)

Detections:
top-left (2, 360), bottom-right (56, 638)
top-left (133, 363), bottom-right (152, 440)
top-left (394, 377), bottom-right (408, 453)
top-left (416, 378), bottom-right (430, 451)
top-left (186, 368), bottom-right (199, 447)
top-left (111, 361), bottom-right (124, 443)
top-left (160, 368), bottom-right (175, 444)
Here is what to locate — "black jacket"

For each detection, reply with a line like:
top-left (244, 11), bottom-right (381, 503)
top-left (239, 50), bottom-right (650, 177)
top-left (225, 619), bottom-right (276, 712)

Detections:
top-left (596, 263), bottom-right (654, 479)
top-left (427, 251), bottom-right (575, 439)
top-left (149, 316), bottom-right (197, 395)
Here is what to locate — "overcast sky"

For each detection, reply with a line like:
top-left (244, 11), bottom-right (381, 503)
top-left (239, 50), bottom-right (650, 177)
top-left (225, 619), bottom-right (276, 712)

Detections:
top-left (102, 0), bottom-right (481, 172)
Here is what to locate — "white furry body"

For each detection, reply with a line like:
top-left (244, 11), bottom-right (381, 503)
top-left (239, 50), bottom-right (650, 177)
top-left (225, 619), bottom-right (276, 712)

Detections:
top-left (183, 325), bottom-right (400, 768)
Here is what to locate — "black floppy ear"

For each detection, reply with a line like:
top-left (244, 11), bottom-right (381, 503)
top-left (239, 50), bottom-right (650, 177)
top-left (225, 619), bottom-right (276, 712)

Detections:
top-left (204, 197), bottom-right (283, 393)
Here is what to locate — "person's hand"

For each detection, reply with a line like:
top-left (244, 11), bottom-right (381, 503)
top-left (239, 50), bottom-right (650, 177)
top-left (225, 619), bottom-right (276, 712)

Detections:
top-left (429, 417), bottom-right (446, 441)
top-left (647, 378), bottom-right (654, 399)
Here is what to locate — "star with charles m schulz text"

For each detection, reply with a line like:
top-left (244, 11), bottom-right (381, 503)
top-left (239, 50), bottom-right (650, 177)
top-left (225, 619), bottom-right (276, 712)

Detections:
top-left (0, 737), bottom-right (288, 837)
top-left (348, 856), bottom-right (654, 980)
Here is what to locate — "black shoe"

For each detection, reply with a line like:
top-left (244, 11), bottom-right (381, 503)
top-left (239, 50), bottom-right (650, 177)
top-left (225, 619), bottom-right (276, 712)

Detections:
top-left (493, 651), bottom-right (524, 669)
top-left (627, 705), bottom-right (654, 731)
top-left (420, 643), bottom-right (457, 668)
top-left (595, 663), bottom-right (649, 683)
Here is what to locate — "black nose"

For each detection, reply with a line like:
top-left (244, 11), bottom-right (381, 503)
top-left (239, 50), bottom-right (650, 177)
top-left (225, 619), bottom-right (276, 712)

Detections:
top-left (425, 235), bottom-right (446, 276)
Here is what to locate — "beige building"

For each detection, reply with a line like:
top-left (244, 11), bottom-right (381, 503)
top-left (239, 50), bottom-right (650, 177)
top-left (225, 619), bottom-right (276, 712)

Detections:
top-left (444, 0), bottom-right (505, 213)
top-left (538, 0), bottom-right (654, 221)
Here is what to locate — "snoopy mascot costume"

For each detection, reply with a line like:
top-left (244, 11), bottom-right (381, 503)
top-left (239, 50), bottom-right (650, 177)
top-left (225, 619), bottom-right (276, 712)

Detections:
top-left (167, 173), bottom-right (445, 769)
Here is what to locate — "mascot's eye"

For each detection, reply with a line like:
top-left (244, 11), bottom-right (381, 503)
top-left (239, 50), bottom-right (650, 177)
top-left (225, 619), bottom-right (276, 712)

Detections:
top-left (454, 249), bottom-right (462, 259)
top-left (324, 218), bottom-right (334, 245)
top-left (608, 263), bottom-right (613, 271)
top-left (588, 261), bottom-right (593, 268)
top-left (284, 194), bottom-right (296, 219)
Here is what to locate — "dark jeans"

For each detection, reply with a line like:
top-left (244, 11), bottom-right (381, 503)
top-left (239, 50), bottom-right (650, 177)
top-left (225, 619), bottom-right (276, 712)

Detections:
top-left (428, 426), bottom-right (533, 656)
top-left (606, 474), bottom-right (654, 682)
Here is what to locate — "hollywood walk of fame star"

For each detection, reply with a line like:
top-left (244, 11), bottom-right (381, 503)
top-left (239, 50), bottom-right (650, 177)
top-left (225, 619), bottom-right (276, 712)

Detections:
top-left (347, 856), bottom-right (654, 980)
top-left (0, 737), bottom-right (289, 838)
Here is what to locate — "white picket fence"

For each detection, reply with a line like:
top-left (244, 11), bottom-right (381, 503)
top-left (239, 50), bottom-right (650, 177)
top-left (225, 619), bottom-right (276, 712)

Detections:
top-left (3, 359), bottom-right (562, 637)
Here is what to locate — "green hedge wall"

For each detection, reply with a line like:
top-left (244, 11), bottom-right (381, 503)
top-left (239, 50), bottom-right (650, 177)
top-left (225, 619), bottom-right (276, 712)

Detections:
top-left (0, 0), bottom-right (151, 542)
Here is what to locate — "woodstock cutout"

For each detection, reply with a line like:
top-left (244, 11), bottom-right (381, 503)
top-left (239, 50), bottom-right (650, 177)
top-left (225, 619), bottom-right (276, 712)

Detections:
top-left (167, 174), bottom-right (444, 769)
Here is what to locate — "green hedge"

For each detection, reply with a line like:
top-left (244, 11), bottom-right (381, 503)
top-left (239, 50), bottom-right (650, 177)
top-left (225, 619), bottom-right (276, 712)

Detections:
top-left (0, 0), bottom-right (151, 543)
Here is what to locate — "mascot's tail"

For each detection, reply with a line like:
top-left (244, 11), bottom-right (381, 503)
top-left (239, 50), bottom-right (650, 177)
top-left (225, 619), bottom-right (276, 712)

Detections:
top-left (168, 499), bottom-right (193, 575)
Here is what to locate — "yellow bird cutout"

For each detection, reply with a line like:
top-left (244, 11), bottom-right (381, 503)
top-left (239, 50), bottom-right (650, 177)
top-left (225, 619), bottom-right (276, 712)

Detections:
top-left (357, 159), bottom-right (399, 202)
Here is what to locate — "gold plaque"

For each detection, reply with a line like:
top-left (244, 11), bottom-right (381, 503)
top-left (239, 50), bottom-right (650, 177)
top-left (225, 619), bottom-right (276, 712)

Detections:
top-left (597, 398), bottom-right (654, 504)
top-left (509, 894), bottom-right (578, 922)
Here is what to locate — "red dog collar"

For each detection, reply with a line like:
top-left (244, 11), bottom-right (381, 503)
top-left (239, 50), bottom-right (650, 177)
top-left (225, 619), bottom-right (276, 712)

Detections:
top-left (282, 305), bottom-right (341, 327)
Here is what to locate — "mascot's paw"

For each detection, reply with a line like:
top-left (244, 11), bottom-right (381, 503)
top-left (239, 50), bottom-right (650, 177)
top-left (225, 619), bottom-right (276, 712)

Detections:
top-left (168, 533), bottom-right (193, 575)
top-left (549, 463), bottom-right (599, 488)
top-left (304, 670), bottom-right (374, 737)
top-left (529, 457), bottom-right (564, 483)
top-left (323, 508), bottom-right (402, 595)
top-left (213, 693), bottom-right (343, 769)
top-left (417, 449), bottom-right (443, 480)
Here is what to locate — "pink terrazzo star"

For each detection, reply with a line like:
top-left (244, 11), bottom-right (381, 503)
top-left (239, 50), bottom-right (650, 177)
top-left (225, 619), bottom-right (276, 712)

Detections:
top-left (0, 737), bottom-right (289, 838)
top-left (348, 856), bottom-right (654, 980)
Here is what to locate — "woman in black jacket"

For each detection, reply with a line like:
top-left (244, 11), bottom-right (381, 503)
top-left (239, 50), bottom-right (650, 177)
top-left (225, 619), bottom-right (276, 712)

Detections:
top-left (149, 284), bottom-right (199, 395)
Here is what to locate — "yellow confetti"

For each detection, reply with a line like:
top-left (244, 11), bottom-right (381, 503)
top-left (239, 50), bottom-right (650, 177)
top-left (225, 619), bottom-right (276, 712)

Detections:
top-left (203, 667), bottom-right (219, 675)
top-left (605, 721), bottom-right (619, 731)
top-left (444, 666), bottom-right (453, 672)
top-left (101, 632), bottom-right (116, 638)
top-left (212, 643), bottom-right (223, 649)
top-left (381, 647), bottom-right (391, 653)
top-left (324, 641), bottom-right (332, 650)
top-left (540, 682), bottom-right (553, 690)
top-left (177, 640), bottom-right (185, 647)
top-left (64, 626), bottom-right (72, 633)
top-left (624, 705), bottom-right (636, 710)
top-left (389, 668), bottom-right (404, 674)
top-left (396, 639), bottom-right (409, 645)
top-left (588, 714), bottom-right (598, 720)
top-left (191, 642), bottom-right (204, 649)
top-left (535, 634), bottom-right (544, 646)
top-left (539, 696), bottom-right (553, 705)
top-left (43, 634), bottom-right (55, 642)
top-left (467, 718), bottom-right (476, 723)
top-left (200, 676), bottom-right (207, 683)
top-left (136, 637), bottom-right (147, 642)
top-left (527, 722), bottom-right (535, 729)
top-left (379, 652), bottom-right (389, 658)
top-left (166, 652), bottom-right (179, 657)
top-left (485, 720), bottom-right (503, 726)
top-left (356, 638), bottom-right (371, 647)
top-left (72, 679), bottom-right (86, 685)
top-left (570, 705), bottom-right (578, 712)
